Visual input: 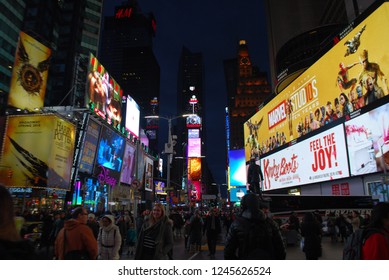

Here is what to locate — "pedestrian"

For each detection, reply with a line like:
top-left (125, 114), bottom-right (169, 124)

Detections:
top-left (189, 210), bottom-right (204, 253)
top-left (0, 185), bottom-right (37, 260)
top-left (224, 193), bottom-right (286, 260)
top-left (247, 157), bottom-right (264, 196)
top-left (203, 208), bottom-right (221, 257)
top-left (97, 214), bottom-right (121, 260)
top-left (54, 207), bottom-right (98, 260)
top-left (300, 212), bottom-right (322, 260)
top-left (134, 203), bottom-right (173, 260)
top-left (125, 222), bottom-right (137, 256)
top-left (87, 213), bottom-right (100, 239)
top-left (362, 202), bottom-right (389, 259)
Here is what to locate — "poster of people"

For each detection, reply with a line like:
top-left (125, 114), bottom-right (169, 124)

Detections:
top-left (120, 142), bottom-right (136, 185)
top-left (244, 3), bottom-right (389, 162)
top-left (8, 32), bottom-right (52, 111)
top-left (1, 115), bottom-right (75, 190)
top-left (86, 53), bottom-right (123, 127)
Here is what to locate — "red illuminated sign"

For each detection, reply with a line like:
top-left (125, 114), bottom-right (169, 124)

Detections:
top-left (115, 7), bottom-right (133, 19)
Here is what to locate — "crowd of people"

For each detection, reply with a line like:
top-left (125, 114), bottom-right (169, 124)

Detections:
top-left (1, 184), bottom-right (389, 260)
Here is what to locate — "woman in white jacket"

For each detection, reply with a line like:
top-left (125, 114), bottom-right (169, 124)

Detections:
top-left (97, 215), bottom-right (122, 260)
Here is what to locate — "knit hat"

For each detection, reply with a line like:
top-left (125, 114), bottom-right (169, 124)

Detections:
top-left (88, 213), bottom-right (95, 219)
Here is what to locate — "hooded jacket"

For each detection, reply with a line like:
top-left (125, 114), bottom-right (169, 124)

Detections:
top-left (54, 219), bottom-right (98, 260)
top-left (97, 215), bottom-right (122, 260)
top-left (224, 194), bottom-right (286, 260)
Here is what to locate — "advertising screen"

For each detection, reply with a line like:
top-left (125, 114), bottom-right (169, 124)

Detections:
top-left (154, 180), bottom-right (166, 194)
top-left (78, 119), bottom-right (101, 174)
top-left (260, 124), bottom-right (350, 191)
top-left (1, 115), bottom-right (75, 190)
top-left (95, 126), bottom-right (125, 182)
top-left (345, 101), bottom-right (389, 175)
top-left (244, 3), bottom-right (389, 162)
top-left (144, 156), bottom-right (154, 192)
top-left (8, 32), bottom-right (51, 111)
top-left (86, 53), bottom-right (122, 127)
top-left (125, 95), bottom-right (140, 138)
top-left (228, 149), bottom-right (247, 187)
top-left (230, 187), bottom-right (247, 203)
top-left (120, 142), bottom-right (136, 185)
top-left (188, 138), bottom-right (201, 158)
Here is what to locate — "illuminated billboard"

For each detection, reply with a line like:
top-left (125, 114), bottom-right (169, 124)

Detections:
top-left (1, 115), bottom-right (75, 190)
top-left (120, 142), bottom-right (136, 185)
top-left (8, 32), bottom-right (51, 111)
top-left (188, 138), bottom-right (201, 158)
top-left (228, 149), bottom-right (246, 187)
top-left (124, 95), bottom-right (140, 138)
top-left (261, 124), bottom-right (350, 191)
top-left (345, 101), bottom-right (389, 175)
top-left (154, 180), bottom-right (166, 195)
top-left (244, 2), bottom-right (389, 162)
top-left (86, 53), bottom-right (122, 127)
top-left (94, 126), bottom-right (125, 183)
top-left (78, 119), bottom-right (101, 174)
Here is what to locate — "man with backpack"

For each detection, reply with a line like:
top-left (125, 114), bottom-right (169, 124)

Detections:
top-left (224, 193), bottom-right (286, 260)
top-left (343, 202), bottom-right (389, 260)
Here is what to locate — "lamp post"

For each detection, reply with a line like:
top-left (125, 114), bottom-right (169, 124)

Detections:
top-left (145, 114), bottom-right (194, 212)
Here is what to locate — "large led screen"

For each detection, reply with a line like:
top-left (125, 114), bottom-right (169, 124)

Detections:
top-left (188, 138), bottom-right (201, 158)
top-left (230, 187), bottom-right (247, 203)
top-left (346, 102), bottom-right (389, 175)
top-left (8, 32), bottom-right (51, 111)
top-left (1, 115), bottom-right (75, 190)
top-left (125, 95), bottom-right (140, 138)
top-left (228, 149), bottom-right (247, 187)
top-left (78, 119), bottom-right (101, 174)
top-left (260, 124), bottom-right (350, 191)
top-left (86, 53), bottom-right (122, 127)
top-left (244, 2), bottom-right (389, 162)
top-left (95, 126), bottom-right (125, 182)
top-left (120, 142), bottom-right (136, 185)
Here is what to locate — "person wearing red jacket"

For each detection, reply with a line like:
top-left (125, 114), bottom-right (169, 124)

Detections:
top-left (55, 207), bottom-right (98, 260)
top-left (362, 202), bottom-right (389, 260)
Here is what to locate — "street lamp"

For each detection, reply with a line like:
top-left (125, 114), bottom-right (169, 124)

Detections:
top-left (144, 114), bottom-right (195, 209)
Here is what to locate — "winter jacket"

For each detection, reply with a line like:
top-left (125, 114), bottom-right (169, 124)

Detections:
top-left (362, 229), bottom-right (389, 260)
top-left (54, 219), bottom-right (98, 260)
top-left (300, 218), bottom-right (322, 259)
top-left (97, 215), bottom-right (122, 260)
top-left (134, 216), bottom-right (173, 260)
top-left (224, 209), bottom-right (286, 260)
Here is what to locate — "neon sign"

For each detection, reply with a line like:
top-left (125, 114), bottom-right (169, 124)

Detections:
top-left (115, 7), bottom-right (133, 19)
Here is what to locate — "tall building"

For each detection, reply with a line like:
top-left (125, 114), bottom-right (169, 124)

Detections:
top-left (99, 0), bottom-right (160, 152)
top-left (0, 0), bottom-right (26, 114)
top-left (225, 40), bottom-right (272, 150)
top-left (264, 0), bottom-right (376, 91)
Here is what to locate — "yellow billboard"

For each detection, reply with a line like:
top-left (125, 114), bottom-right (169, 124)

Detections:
top-left (8, 32), bottom-right (51, 111)
top-left (244, 2), bottom-right (389, 162)
top-left (1, 115), bottom-right (76, 190)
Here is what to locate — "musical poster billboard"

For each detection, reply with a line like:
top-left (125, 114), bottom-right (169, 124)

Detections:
top-left (1, 115), bottom-right (75, 190)
top-left (8, 32), bottom-right (51, 111)
top-left (244, 2), bottom-right (389, 162)
top-left (260, 124), bottom-right (350, 191)
top-left (78, 119), bottom-right (101, 174)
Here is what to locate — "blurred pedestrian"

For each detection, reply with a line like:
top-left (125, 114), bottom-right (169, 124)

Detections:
top-left (203, 208), bottom-right (221, 257)
top-left (54, 207), bottom-right (98, 260)
top-left (97, 214), bottom-right (121, 260)
top-left (87, 213), bottom-right (99, 239)
top-left (134, 203), bottom-right (173, 260)
top-left (224, 193), bottom-right (286, 260)
top-left (362, 202), bottom-right (389, 260)
top-left (300, 212), bottom-right (322, 260)
top-left (0, 185), bottom-right (36, 259)
top-left (189, 210), bottom-right (204, 252)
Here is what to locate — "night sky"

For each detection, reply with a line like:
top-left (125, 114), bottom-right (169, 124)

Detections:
top-left (103, 0), bottom-right (270, 185)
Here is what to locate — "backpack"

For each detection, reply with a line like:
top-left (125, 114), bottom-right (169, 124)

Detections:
top-left (342, 228), bottom-right (377, 260)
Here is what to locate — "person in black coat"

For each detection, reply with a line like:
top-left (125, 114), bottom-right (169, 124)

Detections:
top-left (300, 212), bottom-right (322, 260)
top-left (247, 157), bottom-right (264, 196)
top-left (203, 208), bottom-right (221, 257)
top-left (0, 185), bottom-right (37, 260)
top-left (224, 193), bottom-right (286, 260)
